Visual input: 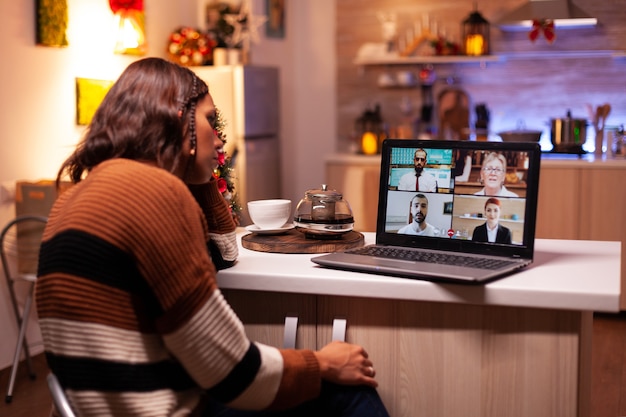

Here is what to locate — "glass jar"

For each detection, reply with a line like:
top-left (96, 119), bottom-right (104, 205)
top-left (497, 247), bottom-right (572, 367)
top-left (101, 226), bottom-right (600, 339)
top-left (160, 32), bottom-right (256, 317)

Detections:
top-left (608, 125), bottom-right (625, 158)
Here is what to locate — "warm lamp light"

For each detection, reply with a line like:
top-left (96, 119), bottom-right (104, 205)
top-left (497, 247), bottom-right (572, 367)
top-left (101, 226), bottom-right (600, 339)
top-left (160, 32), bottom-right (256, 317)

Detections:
top-left (361, 132), bottom-right (378, 155)
top-left (113, 9), bottom-right (146, 54)
top-left (462, 7), bottom-right (490, 56)
top-left (110, 0), bottom-right (146, 55)
top-left (465, 34), bottom-right (484, 56)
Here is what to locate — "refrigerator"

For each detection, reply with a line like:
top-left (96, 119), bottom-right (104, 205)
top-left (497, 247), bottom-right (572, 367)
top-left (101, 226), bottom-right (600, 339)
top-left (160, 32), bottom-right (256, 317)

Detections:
top-left (192, 66), bottom-right (281, 226)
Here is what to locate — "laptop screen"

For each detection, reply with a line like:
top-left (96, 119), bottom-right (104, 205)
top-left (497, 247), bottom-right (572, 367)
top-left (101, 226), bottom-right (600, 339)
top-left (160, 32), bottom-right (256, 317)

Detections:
top-left (377, 139), bottom-right (541, 260)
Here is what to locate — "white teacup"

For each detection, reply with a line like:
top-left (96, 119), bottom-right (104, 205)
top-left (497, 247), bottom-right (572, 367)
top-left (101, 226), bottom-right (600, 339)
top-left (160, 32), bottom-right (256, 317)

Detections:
top-left (247, 199), bottom-right (292, 229)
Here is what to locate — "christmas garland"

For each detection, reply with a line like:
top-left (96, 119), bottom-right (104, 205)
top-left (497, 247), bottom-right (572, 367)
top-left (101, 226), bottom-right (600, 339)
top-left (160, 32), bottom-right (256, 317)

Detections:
top-left (212, 108), bottom-right (242, 223)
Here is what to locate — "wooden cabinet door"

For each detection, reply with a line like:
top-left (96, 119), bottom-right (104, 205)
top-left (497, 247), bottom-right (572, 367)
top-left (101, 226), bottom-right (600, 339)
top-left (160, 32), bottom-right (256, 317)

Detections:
top-left (578, 167), bottom-right (626, 309)
top-left (317, 295), bottom-right (587, 417)
top-left (578, 167), bottom-right (626, 240)
top-left (326, 159), bottom-right (380, 232)
top-left (221, 289), bottom-right (317, 349)
top-left (536, 167), bottom-right (580, 239)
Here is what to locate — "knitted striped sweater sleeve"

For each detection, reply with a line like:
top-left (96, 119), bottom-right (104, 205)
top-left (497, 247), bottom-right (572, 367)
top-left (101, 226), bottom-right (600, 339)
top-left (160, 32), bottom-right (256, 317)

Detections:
top-left (36, 159), bottom-right (321, 416)
top-left (187, 182), bottom-right (238, 270)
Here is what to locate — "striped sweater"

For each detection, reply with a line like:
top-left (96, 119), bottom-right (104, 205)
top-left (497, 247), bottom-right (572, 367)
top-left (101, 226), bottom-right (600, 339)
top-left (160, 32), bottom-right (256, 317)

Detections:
top-left (36, 159), bottom-right (321, 416)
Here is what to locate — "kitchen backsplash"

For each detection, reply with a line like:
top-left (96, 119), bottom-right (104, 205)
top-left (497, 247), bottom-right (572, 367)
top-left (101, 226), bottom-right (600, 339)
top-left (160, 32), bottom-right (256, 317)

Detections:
top-left (336, 0), bottom-right (626, 152)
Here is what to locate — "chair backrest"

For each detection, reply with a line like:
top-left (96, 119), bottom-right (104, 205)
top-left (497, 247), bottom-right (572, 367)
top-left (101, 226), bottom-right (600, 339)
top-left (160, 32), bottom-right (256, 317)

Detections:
top-left (47, 373), bottom-right (76, 417)
top-left (1, 215), bottom-right (48, 321)
top-left (0, 215), bottom-right (48, 282)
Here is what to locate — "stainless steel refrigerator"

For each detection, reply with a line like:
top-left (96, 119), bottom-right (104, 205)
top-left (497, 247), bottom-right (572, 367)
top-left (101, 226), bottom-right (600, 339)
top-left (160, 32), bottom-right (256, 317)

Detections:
top-left (192, 65), bottom-right (280, 225)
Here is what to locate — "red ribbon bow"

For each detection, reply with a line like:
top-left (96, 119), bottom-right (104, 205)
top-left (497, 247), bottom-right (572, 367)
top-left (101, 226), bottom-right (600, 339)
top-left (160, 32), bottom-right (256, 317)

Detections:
top-left (109, 0), bottom-right (143, 13)
top-left (529, 19), bottom-right (556, 44)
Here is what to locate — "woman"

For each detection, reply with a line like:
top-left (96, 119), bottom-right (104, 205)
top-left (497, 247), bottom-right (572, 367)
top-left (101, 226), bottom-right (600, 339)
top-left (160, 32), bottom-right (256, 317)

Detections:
top-left (35, 58), bottom-right (389, 417)
top-left (471, 197), bottom-right (512, 244)
top-left (474, 152), bottom-right (518, 197)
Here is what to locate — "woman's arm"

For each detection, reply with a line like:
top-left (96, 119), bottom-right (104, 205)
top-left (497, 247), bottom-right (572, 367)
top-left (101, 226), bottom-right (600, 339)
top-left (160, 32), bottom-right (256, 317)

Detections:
top-left (187, 179), bottom-right (238, 269)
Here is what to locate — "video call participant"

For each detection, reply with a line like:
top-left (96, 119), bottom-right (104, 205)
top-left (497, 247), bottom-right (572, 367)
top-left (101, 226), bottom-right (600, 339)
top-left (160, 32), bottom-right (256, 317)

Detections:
top-left (474, 152), bottom-right (519, 197)
top-left (397, 148), bottom-right (437, 192)
top-left (397, 193), bottom-right (437, 236)
top-left (471, 197), bottom-right (513, 244)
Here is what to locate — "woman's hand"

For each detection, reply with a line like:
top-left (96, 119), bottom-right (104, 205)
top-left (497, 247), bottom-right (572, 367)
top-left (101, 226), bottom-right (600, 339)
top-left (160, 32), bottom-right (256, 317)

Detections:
top-left (314, 341), bottom-right (378, 388)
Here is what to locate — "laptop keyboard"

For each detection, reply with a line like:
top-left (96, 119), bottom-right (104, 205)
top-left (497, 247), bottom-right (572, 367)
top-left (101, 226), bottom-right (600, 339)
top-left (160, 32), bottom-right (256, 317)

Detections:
top-left (347, 246), bottom-right (516, 270)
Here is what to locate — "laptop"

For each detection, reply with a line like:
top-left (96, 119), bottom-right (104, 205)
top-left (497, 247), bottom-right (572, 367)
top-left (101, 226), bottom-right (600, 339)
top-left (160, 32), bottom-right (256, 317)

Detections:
top-left (311, 139), bottom-right (542, 283)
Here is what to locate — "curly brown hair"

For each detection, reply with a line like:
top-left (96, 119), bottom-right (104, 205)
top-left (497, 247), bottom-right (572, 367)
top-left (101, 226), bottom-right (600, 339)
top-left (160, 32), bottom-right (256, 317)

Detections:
top-left (58, 57), bottom-right (209, 184)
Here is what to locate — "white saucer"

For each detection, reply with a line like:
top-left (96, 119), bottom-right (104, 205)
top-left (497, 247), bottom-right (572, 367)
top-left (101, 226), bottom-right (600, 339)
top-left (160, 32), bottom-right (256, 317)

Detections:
top-left (245, 223), bottom-right (295, 235)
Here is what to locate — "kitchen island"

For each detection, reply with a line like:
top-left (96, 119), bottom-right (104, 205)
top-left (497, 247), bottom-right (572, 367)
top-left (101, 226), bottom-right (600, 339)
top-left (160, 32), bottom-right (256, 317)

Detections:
top-left (326, 153), bottom-right (626, 308)
top-left (217, 230), bottom-right (620, 417)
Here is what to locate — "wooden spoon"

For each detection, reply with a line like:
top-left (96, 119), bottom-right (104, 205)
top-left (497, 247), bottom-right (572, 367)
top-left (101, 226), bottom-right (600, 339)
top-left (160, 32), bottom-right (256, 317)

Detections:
top-left (603, 103), bottom-right (612, 123)
top-left (595, 103), bottom-right (612, 155)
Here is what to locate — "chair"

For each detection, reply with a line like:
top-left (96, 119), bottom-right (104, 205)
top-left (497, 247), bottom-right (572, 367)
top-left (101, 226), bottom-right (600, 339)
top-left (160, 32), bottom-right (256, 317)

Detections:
top-left (47, 373), bottom-right (76, 417)
top-left (0, 215), bottom-right (48, 403)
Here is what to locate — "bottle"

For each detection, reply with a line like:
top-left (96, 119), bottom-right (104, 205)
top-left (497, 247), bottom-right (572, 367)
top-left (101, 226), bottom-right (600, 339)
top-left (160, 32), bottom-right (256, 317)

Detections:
top-left (475, 103), bottom-right (489, 141)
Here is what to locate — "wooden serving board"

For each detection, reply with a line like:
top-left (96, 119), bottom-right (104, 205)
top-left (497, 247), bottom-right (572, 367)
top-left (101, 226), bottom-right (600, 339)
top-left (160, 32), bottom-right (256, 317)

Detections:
top-left (242, 229), bottom-right (364, 254)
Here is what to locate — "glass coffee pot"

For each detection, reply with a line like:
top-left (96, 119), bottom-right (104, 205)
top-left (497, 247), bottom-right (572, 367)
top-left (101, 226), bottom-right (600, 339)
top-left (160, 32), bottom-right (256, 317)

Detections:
top-left (293, 184), bottom-right (354, 238)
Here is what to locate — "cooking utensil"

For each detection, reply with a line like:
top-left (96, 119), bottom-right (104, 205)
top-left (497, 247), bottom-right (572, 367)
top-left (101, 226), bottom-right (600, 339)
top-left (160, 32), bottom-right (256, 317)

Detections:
top-left (593, 103), bottom-right (611, 155)
top-left (498, 120), bottom-right (543, 142)
top-left (499, 130), bottom-right (543, 142)
top-left (550, 110), bottom-right (588, 153)
top-left (293, 184), bottom-right (354, 238)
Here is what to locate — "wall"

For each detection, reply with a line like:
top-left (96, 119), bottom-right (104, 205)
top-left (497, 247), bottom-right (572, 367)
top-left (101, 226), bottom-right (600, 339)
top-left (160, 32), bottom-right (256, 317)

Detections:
top-left (249, 0), bottom-right (337, 207)
top-left (336, 0), bottom-right (626, 152)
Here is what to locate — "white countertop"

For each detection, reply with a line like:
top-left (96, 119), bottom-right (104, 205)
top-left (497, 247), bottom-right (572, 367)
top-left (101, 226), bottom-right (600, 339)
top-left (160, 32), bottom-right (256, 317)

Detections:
top-left (217, 231), bottom-right (621, 313)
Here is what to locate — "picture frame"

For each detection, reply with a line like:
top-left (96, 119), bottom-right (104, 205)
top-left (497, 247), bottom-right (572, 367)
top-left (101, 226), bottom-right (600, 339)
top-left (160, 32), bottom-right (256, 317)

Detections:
top-left (265, 0), bottom-right (285, 39)
top-left (75, 78), bottom-right (114, 126)
top-left (36, 0), bottom-right (69, 47)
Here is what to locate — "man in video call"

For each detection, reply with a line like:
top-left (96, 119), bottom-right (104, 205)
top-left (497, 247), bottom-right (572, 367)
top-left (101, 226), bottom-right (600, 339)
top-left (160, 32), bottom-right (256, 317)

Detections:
top-left (397, 148), bottom-right (437, 192)
top-left (397, 193), bottom-right (437, 236)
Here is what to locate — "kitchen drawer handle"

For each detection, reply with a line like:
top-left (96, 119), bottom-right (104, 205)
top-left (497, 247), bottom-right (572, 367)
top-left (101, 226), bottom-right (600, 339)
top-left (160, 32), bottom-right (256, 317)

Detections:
top-left (332, 317), bottom-right (347, 342)
top-left (283, 315), bottom-right (298, 349)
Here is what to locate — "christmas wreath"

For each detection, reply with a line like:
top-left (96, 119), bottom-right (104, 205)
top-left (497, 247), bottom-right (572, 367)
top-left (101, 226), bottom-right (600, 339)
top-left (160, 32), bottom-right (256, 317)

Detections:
top-left (168, 26), bottom-right (216, 66)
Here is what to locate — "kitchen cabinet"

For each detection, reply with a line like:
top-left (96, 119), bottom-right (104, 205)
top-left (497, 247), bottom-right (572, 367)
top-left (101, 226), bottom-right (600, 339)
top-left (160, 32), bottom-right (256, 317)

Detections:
top-left (317, 295), bottom-right (586, 417)
top-left (325, 154), bottom-right (381, 233)
top-left (534, 166), bottom-right (580, 240)
top-left (537, 160), bottom-right (626, 310)
top-left (221, 290), bottom-right (317, 349)
top-left (222, 289), bottom-right (589, 417)
top-left (325, 154), bottom-right (626, 309)
top-left (217, 232), bottom-right (620, 417)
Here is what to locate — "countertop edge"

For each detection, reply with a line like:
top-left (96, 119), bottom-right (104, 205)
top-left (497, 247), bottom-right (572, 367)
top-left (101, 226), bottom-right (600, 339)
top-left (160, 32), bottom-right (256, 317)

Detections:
top-left (216, 232), bottom-right (621, 313)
